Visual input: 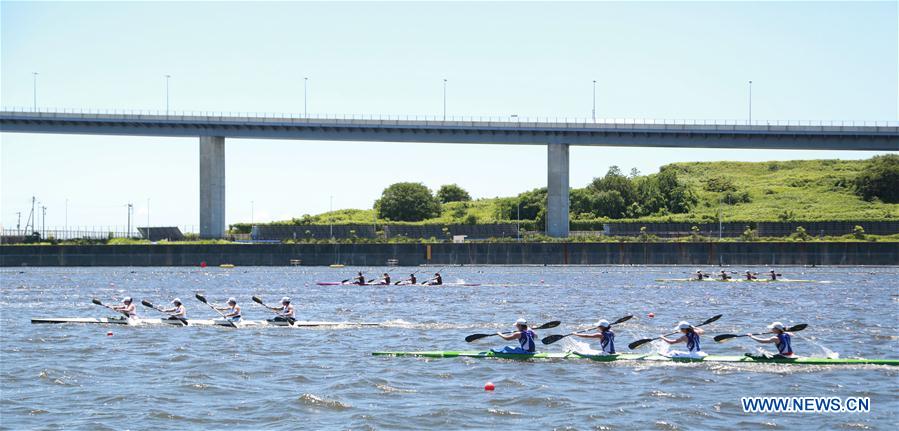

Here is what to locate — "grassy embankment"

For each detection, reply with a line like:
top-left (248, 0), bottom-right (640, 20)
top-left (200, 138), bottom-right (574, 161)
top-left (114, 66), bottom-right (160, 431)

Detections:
top-left (261, 159), bottom-right (899, 226)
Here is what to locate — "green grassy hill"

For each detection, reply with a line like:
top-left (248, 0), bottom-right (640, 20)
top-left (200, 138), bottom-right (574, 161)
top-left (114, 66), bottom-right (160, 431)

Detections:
top-left (238, 158), bottom-right (897, 230)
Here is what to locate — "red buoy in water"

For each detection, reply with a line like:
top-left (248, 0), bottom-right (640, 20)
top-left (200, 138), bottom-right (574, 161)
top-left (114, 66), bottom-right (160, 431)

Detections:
top-left (107, 331), bottom-right (113, 336)
top-left (648, 312), bottom-right (655, 318)
top-left (484, 382), bottom-right (495, 391)
top-left (200, 261), bottom-right (207, 268)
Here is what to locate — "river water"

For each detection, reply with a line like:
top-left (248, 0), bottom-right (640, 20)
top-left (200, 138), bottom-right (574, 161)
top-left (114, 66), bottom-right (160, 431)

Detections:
top-left (1, 266), bottom-right (897, 430)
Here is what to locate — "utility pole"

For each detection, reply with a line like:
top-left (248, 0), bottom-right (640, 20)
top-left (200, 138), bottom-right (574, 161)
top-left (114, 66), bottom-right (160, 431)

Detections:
top-left (516, 200), bottom-right (521, 241)
top-left (16, 212), bottom-right (21, 235)
top-left (592, 80), bottom-right (596, 122)
top-left (28, 196), bottom-right (35, 233)
top-left (146, 198), bottom-right (150, 240)
top-left (748, 80), bottom-right (753, 124)
top-left (329, 195), bottom-right (334, 239)
top-left (32, 72), bottom-right (38, 110)
top-left (165, 74), bottom-right (171, 114)
top-left (127, 203), bottom-right (133, 238)
top-left (442, 78), bottom-right (447, 121)
top-left (65, 198), bottom-right (68, 239)
top-left (41, 206), bottom-right (47, 239)
top-left (304, 77), bottom-right (308, 117)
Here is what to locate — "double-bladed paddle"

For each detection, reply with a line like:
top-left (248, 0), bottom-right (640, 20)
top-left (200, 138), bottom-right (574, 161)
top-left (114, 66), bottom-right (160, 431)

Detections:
top-left (194, 293), bottom-right (238, 328)
top-left (541, 315), bottom-right (633, 345)
top-left (713, 324), bottom-right (807, 342)
top-left (92, 298), bottom-right (131, 318)
top-left (251, 296), bottom-right (296, 325)
top-left (140, 299), bottom-right (188, 326)
top-left (465, 320), bottom-right (561, 343)
top-left (628, 314), bottom-right (723, 350)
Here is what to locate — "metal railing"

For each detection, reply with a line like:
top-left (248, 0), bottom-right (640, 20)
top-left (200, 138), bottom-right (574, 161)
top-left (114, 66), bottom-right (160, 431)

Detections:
top-left (0, 225), bottom-right (198, 241)
top-left (3, 106), bottom-right (897, 128)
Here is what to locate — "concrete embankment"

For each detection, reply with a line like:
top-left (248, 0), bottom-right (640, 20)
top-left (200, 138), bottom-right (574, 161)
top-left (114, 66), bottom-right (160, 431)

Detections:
top-left (1, 242), bottom-right (896, 266)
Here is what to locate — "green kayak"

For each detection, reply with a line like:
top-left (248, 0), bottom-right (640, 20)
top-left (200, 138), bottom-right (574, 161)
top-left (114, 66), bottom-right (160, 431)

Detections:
top-left (371, 351), bottom-right (899, 366)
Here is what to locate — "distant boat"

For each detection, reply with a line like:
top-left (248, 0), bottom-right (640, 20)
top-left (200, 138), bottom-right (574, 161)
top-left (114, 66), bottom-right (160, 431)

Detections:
top-left (219, 264), bottom-right (235, 268)
top-left (329, 264), bottom-right (345, 268)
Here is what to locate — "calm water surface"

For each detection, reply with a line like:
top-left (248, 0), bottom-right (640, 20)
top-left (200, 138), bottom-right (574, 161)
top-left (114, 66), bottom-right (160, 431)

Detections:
top-left (1, 266), bottom-right (897, 430)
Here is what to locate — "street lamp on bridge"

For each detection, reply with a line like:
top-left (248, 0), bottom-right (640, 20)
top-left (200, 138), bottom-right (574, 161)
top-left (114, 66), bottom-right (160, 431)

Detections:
top-left (165, 74), bottom-right (171, 114)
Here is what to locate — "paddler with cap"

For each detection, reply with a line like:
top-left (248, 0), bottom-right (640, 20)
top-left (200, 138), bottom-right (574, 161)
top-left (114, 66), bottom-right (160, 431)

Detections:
top-left (572, 319), bottom-right (616, 354)
top-left (265, 297), bottom-right (295, 322)
top-left (112, 297), bottom-right (137, 319)
top-left (747, 321), bottom-right (795, 357)
top-left (492, 318), bottom-right (537, 354)
top-left (661, 321), bottom-right (706, 357)
top-left (214, 297), bottom-right (242, 323)
top-left (160, 298), bottom-right (187, 321)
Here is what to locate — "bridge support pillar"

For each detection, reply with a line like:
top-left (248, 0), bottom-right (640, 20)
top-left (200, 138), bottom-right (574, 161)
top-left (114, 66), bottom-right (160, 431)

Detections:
top-left (546, 143), bottom-right (570, 237)
top-left (200, 136), bottom-right (226, 238)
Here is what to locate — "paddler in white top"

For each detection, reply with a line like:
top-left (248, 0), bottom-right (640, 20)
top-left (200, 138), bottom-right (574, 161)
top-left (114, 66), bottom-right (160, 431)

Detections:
top-left (214, 297), bottom-right (242, 322)
top-left (493, 318), bottom-right (537, 354)
top-left (266, 297), bottom-right (295, 322)
top-left (112, 297), bottom-right (137, 319)
top-left (748, 321), bottom-right (795, 357)
top-left (572, 319), bottom-right (616, 354)
top-left (160, 298), bottom-right (187, 320)
top-left (661, 321), bottom-right (707, 358)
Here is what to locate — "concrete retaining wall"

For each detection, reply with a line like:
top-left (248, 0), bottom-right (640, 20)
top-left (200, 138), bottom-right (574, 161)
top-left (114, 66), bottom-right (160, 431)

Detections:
top-left (2, 242), bottom-right (896, 266)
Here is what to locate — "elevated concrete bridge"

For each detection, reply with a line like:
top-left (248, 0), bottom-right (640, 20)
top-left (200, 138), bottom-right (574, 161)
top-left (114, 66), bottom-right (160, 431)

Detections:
top-left (2, 110), bottom-right (897, 238)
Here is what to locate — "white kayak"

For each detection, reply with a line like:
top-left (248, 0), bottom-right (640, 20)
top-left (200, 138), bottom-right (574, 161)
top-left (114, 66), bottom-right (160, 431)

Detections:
top-left (31, 317), bottom-right (381, 327)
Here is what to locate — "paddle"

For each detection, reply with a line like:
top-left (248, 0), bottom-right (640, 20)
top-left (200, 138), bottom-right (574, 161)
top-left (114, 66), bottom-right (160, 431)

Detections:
top-left (628, 314), bottom-right (723, 350)
top-left (92, 298), bottom-right (131, 318)
top-left (713, 324), bottom-right (807, 342)
top-left (366, 269), bottom-right (395, 286)
top-left (465, 320), bottom-right (561, 343)
top-left (194, 293), bottom-right (238, 328)
top-left (251, 296), bottom-right (296, 325)
top-left (541, 315), bottom-right (633, 345)
top-left (140, 299), bottom-right (188, 326)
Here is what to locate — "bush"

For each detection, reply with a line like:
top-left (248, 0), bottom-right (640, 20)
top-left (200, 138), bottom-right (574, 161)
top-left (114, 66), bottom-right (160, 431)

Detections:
top-left (855, 154), bottom-right (899, 203)
top-left (375, 182), bottom-right (441, 222)
top-left (791, 226), bottom-right (811, 241)
top-left (722, 190), bottom-right (752, 205)
top-left (437, 184), bottom-right (472, 203)
top-left (704, 177), bottom-right (737, 192)
top-left (852, 225), bottom-right (866, 240)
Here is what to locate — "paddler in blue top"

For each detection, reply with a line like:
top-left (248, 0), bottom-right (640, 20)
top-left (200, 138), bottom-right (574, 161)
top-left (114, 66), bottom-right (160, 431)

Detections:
top-left (748, 321), bottom-right (795, 357)
top-left (572, 319), bottom-right (616, 354)
top-left (661, 321), bottom-right (707, 358)
top-left (493, 318), bottom-right (536, 354)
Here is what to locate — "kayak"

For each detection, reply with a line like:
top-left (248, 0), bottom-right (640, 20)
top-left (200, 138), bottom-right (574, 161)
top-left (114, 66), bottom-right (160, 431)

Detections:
top-left (316, 282), bottom-right (481, 287)
top-left (655, 278), bottom-right (819, 283)
top-left (371, 351), bottom-right (899, 366)
top-left (32, 317), bottom-right (381, 327)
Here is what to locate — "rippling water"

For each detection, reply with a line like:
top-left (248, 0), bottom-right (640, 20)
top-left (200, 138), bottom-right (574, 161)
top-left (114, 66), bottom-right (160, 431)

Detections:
top-left (2, 266), bottom-right (897, 429)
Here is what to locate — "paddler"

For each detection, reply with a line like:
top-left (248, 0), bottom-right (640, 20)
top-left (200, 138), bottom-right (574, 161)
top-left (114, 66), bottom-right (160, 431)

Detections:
top-left (160, 298), bottom-right (187, 321)
top-left (694, 270), bottom-right (706, 281)
top-left (747, 321), bottom-right (795, 357)
top-left (352, 272), bottom-right (366, 286)
top-left (266, 297), bottom-right (294, 322)
top-left (661, 321), bottom-right (706, 357)
top-left (422, 272), bottom-right (443, 286)
top-left (744, 270), bottom-right (757, 281)
top-left (112, 297), bottom-right (137, 319)
top-left (572, 319), bottom-right (616, 354)
top-left (493, 318), bottom-right (536, 354)
top-left (718, 270), bottom-right (731, 281)
top-left (214, 297), bottom-right (242, 323)
top-left (370, 273), bottom-right (390, 285)
top-left (768, 270), bottom-right (779, 281)
top-left (397, 273), bottom-right (417, 285)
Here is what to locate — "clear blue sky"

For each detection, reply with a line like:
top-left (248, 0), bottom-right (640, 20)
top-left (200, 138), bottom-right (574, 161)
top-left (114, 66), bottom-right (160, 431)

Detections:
top-left (1, 1), bottom-right (897, 231)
